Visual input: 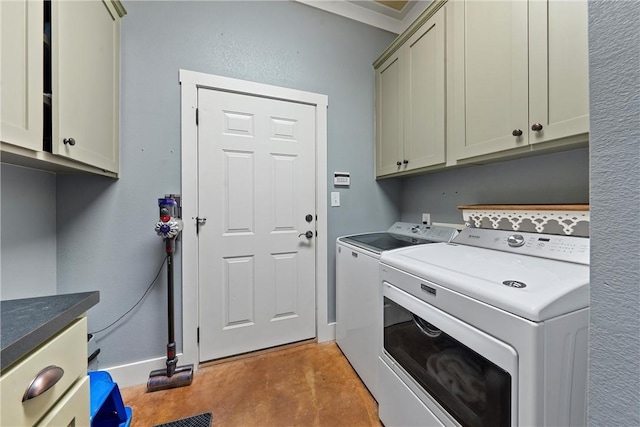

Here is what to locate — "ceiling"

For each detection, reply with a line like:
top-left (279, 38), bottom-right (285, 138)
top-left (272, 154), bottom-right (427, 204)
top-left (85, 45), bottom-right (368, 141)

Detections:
top-left (296, 0), bottom-right (432, 34)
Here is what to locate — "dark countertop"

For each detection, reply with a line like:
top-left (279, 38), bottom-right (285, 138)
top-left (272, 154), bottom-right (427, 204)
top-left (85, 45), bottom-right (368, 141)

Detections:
top-left (1, 291), bottom-right (99, 372)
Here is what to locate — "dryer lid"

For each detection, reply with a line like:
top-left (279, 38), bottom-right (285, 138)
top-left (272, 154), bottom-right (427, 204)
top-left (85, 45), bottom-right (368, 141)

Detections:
top-left (381, 242), bottom-right (589, 322)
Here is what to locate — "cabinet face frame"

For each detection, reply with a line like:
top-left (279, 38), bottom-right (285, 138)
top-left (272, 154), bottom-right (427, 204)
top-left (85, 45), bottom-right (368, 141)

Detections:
top-left (0, 0), bottom-right (44, 151)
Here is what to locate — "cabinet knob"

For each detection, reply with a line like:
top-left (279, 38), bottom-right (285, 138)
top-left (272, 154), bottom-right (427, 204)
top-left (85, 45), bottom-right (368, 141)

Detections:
top-left (63, 137), bottom-right (76, 146)
top-left (512, 129), bottom-right (523, 137)
top-left (531, 123), bottom-right (543, 132)
top-left (403, 159), bottom-right (409, 164)
top-left (396, 161), bottom-right (402, 166)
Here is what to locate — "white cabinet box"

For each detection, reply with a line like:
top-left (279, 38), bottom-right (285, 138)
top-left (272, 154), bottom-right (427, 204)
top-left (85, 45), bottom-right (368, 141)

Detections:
top-left (448, 0), bottom-right (589, 162)
top-left (1, 0), bottom-right (126, 177)
top-left (375, 3), bottom-right (447, 177)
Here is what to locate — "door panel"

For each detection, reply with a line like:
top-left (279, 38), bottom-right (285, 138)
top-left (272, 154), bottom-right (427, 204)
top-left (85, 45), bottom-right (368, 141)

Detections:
top-left (53, 0), bottom-right (119, 172)
top-left (0, 0), bottom-right (43, 150)
top-left (376, 53), bottom-right (403, 176)
top-left (198, 88), bottom-right (316, 361)
top-left (529, 0), bottom-right (589, 144)
top-left (454, 0), bottom-right (528, 160)
top-left (404, 6), bottom-right (446, 169)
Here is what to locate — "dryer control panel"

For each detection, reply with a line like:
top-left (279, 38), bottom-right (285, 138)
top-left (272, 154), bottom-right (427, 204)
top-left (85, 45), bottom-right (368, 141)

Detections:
top-left (452, 227), bottom-right (590, 265)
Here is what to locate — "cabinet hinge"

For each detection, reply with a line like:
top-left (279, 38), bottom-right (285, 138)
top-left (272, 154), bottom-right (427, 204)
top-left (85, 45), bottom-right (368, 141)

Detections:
top-left (197, 327), bottom-right (200, 343)
top-left (196, 108), bottom-right (199, 126)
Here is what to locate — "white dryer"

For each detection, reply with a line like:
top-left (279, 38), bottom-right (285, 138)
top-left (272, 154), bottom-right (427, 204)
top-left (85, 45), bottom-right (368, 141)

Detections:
top-left (336, 222), bottom-right (458, 401)
top-left (378, 227), bottom-right (590, 427)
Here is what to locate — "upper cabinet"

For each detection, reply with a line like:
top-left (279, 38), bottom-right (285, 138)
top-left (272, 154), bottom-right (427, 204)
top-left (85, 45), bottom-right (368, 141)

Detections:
top-left (1, 0), bottom-right (126, 177)
top-left (374, 0), bottom-right (589, 178)
top-left (449, 0), bottom-right (589, 161)
top-left (375, 3), bottom-right (447, 178)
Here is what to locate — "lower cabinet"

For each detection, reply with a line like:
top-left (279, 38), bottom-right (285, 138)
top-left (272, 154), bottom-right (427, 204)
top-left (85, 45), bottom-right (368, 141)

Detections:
top-left (0, 318), bottom-right (89, 426)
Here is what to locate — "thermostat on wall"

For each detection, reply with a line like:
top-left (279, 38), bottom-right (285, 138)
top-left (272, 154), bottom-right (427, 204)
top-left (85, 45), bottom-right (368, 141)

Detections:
top-left (334, 172), bottom-right (350, 186)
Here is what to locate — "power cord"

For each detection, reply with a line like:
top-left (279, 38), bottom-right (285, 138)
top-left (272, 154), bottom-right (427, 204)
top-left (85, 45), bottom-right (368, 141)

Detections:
top-left (89, 253), bottom-right (169, 335)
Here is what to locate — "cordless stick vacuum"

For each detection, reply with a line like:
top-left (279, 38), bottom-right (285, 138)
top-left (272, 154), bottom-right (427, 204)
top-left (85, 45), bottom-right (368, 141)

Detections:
top-left (147, 196), bottom-right (194, 392)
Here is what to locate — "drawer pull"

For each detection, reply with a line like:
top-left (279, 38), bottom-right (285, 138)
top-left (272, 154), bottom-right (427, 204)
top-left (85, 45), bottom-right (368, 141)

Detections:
top-left (22, 365), bottom-right (65, 402)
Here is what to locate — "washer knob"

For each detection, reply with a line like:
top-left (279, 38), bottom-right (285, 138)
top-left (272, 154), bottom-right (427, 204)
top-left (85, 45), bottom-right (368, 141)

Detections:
top-left (507, 234), bottom-right (525, 247)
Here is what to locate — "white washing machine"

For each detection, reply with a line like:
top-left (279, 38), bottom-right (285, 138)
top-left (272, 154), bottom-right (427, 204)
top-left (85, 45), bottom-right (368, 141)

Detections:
top-left (378, 227), bottom-right (590, 426)
top-left (336, 222), bottom-right (458, 401)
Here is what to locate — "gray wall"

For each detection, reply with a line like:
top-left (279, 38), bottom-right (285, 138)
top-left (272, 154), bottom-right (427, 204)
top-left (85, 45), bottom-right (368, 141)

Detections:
top-left (1, 165), bottom-right (57, 300)
top-left (588, 1), bottom-right (640, 425)
top-left (399, 148), bottom-right (589, 224)
top-left (55, 1), bottom-right (398, 369)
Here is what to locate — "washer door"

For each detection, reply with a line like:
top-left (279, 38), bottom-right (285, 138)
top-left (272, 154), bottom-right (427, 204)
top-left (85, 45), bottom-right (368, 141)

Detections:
top-left (383, 282), bottom-right (518, 427)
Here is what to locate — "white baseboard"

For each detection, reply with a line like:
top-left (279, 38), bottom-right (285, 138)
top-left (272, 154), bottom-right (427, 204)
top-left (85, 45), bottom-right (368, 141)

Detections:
top-left (97, 354), bottom-right (189, 389)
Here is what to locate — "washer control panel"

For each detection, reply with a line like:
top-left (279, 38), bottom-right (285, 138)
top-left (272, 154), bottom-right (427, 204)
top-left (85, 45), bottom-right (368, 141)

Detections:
top-left (452, 227), bottom-right (590, 265)
top-left (387, 222), bottom-right (458, 243)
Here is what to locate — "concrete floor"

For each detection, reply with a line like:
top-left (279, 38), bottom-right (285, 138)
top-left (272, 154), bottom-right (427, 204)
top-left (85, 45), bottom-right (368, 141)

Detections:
top-left (120, 342), bottom-right (381, 427)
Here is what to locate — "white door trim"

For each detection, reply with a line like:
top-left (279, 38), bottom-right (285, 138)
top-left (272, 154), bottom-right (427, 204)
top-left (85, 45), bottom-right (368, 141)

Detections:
top-left (179, 69), bottom-right (330, 370)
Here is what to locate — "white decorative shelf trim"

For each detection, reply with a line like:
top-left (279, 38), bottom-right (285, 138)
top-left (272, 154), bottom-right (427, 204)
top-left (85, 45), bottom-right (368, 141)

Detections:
top-left (460, 205), bottom-right (590, 236)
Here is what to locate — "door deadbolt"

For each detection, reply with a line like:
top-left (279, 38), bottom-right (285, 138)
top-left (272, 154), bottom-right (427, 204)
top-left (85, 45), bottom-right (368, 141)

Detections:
top-left (305, 214), bottom-right (313, 223)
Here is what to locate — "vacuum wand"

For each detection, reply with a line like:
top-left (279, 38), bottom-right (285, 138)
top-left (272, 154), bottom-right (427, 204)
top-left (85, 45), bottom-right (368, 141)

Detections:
top-left (165, 238), bottom-right (177, 376)
top-left (147, 195), bottom-right (194, 392)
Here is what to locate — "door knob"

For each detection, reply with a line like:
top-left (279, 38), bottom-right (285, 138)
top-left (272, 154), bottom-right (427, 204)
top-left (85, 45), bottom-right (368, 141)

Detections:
top-left (531, 123), bottom-right (543, 132)
top-left (298, 231), bottom-right (314, 239)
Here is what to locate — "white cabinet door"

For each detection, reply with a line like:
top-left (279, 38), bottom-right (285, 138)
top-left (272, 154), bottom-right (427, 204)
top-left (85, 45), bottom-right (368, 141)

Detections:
top-left (528, 0), bottom-right (589, 145)
top-left (375, 51), bottom-right (403, 177)
top-left (0, 0), bottom-right (43, 151)
top-left (52, 0), bottom-right (120, 173)
top-left (403, 6), bottom-right (446, 170)
top-left (450, 0), bottom-right (529, 161)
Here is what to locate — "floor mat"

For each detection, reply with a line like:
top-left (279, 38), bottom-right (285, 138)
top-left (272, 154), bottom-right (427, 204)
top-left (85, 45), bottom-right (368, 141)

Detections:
top-left (153, 412), bottom-right (212, 427)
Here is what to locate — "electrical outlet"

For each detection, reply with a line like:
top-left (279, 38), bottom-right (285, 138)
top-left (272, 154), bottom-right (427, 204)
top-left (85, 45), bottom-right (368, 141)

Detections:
top-left (422, 213), bottom-right (431, 225)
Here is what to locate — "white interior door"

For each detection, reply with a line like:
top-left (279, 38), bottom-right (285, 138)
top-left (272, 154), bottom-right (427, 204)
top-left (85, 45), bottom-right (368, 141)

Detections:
top-left (197, 88), bottom-right (317, 361)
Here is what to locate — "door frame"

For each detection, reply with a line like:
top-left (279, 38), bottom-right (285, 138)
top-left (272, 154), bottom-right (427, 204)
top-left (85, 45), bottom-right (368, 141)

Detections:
top-left (179, 69), bottom-right (330, 369)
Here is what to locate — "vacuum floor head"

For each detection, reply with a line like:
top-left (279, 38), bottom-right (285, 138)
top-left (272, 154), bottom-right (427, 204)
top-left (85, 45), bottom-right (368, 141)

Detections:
top-left (147, 365), bottom-right (194, 392)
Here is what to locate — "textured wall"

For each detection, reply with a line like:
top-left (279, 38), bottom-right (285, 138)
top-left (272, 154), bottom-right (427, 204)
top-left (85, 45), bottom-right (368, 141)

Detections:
top-left (1, 165), bottom-right (57, 300)
top-left (588, 1), bottom-right (640, 425)
top-left (399, 148), bottom-right (589, 224)
top-left (55, 1), bottom-right (398, 369)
